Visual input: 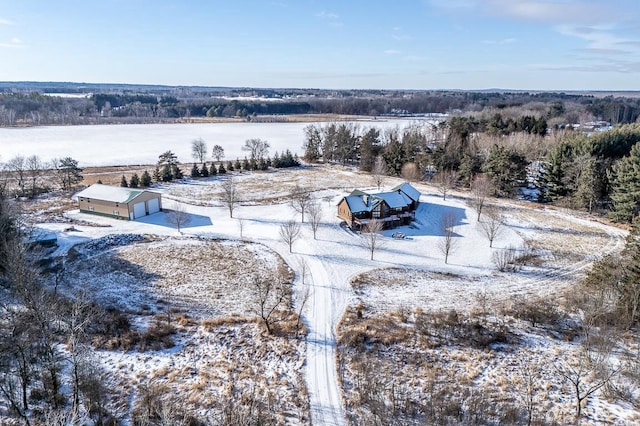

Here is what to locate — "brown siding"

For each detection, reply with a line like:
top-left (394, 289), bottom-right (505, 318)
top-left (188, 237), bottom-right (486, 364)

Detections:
top-left (78, 191), bottom-right (162, 220)
top-left (337, 199), bottom-right (353, 225)
top-left (78, 197), bottom-right (130, 219)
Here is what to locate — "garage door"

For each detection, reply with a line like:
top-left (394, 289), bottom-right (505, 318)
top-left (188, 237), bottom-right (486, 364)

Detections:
top-left (148, 198), bottom-right (160, 215)
top-left (133, 202), bottom-right (146, 219)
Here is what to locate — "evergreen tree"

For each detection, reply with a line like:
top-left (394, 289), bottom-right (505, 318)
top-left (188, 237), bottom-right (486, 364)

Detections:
top-left (610, 142), bottom-right (640, 222)
top-left (458, 151), bottom-right (483, 188)
top-left (218, 162), bottom-right (226, 174)
top-left (226, 161), bottom-right (234, 172)
top-left (161, 164), bottom-right (173, 182)
top-left (359, 128), bottom-right (381, 171)
top-left (120, 175), bottom-right (128, 187)
top-left (200, 163), bottom-right (209, 177)
top-left (272, 152), bottom-right (281, 168)
top-left (96, 179), bottom-right (103, 184)
top-left (241, 157), bottom-right (250, 171)
top-left (191, 163), bottom-right (200, 178)
top-left (257, 157), bottom-right (267, 171)
top-left (129, 173), bottom-right (140, 188)
top-left (303, 124), bottom-right (323, 162)
top-left (209, 163), bottom-right (218, 176)
top-left (52, 157), bottom-right (84, 190)
top-left (539, 141), bottom-right (573, 202)
top-left (383, 133), bottom-right (406, 176)
top-left (141, 170), bottom-right (152, 187)
top-left (234, 158), bottom-right (242, 171)
top-left (484, 144), bottom-right (527, 197)
top-left (172, 165), bottom-right (184, 180)
top-left (153, 167), bottom-right (161, 182)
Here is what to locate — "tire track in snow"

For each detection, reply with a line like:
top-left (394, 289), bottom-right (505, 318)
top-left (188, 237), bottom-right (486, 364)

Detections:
top-left (302, 246), bottom-right (348, 426)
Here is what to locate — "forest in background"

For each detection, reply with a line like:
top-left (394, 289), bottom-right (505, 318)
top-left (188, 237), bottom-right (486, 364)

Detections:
top-left (1, 82), bottom-right (640, 126)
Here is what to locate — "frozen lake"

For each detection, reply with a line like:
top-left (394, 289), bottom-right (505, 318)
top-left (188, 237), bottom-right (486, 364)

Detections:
top-left (0, 118), bottom-right (436, 167)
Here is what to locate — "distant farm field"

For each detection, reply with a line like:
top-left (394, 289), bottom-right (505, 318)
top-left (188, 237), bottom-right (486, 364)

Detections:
top-left (0, 118), bottom-right (433, 167)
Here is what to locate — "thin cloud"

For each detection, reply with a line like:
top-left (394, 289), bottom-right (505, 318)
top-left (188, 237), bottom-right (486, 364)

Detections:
top-left (316, 11), bottom-right (342, 27)
top-left (0, 18), bottom-right (14, 25)
top-left (534, 59), bottom-right (640, 73)
top-left (482, 37), bottom-right (517, 45)
top-left (0, 37), bottom-right (24, 49)
top-left (391, 27), bottom-right (412, 41)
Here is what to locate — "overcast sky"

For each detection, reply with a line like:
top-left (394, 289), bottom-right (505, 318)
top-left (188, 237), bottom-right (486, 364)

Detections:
top-left (1, 0), bottom-right (640, 90)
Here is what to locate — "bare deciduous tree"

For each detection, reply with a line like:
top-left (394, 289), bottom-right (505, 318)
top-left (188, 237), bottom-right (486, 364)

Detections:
top-left (6, 155), bottom-right (26, 196)
top-left (360, 219), bottom-right (384, 260)
top-left (26, 155), bottom-right (45, 198)
top-left (166, 203), bottom-right (191, 233)
top-left (554, 353), bottom-right (618, 418)
top-left (307, 201), bottom-right (323, 239)
top-left (438, 212), bottom-right (458, 264)
top-left (479, 206), bottom-right (504, 248)
top-left (279, 220), bottom-right (301, 253)
top-left (242, 138), bottom-right (270, 161)
top-left (433, 169), bottom-right (458, 201)
top-left (252, 275), bottom-right (289, 335)
top-left (191, 137), bottom-right (207, 163)
top-left (508, 359), bottom-right (541, 426)
top-left (371, 155), bottom-right (387, 190)
top-left (211, 144), bottom-right (225, 163)
top-left (220, 176), bottom-right (240, 218)
top-left (290, 185), bottom-right (312, 222)
top-left (470, 175), bottom-right (492, 221)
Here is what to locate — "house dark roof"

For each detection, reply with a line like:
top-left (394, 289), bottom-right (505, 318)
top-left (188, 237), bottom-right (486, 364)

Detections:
top-left (343, 195), bottom-right (369, 213)
top-left (341, 182), bottom-right (420, 214)
top-left (371, 191), bottom-right (408, 209)
top-left (391, 182), bottom-right (421, 202)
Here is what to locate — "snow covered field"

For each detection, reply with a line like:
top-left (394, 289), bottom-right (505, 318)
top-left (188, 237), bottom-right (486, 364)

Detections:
top-left (24, 164), bottom-right (631, 424)
top-left (0, 118), bottom-right (432, 167)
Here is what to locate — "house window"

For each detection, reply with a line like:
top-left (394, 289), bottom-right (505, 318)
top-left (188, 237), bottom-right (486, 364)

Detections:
top-left (113, 210), bottom-right (119, 215)
top-left (89, 206), bottom-right (94, 212)
top-left (115, 203), bottom-right (119, 207)
top-left (372, 209), bottom-right (381, 218)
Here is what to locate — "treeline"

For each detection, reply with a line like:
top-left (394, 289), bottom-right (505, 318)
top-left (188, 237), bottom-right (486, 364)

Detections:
top-left (3, 85), bottom-right (640, 127)
top-left (302, 115), bottom-right (640, 223)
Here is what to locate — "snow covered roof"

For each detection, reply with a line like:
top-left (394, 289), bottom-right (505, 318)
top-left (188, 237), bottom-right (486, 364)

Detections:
top-left (76, 184), bottom-right (156, 204)
top-left (343, 195), bottom-right (369, 213)
top-left (391, 182), bottom-right (421, 202)
top-left (371, 191), bottom-right (408, 209)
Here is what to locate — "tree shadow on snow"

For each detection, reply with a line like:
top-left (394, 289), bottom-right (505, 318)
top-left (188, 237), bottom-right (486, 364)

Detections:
top-left (136, 211), bottom-right (213, 229)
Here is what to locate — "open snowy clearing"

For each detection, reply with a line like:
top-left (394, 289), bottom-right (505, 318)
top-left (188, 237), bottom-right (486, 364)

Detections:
top-left (0, 118), bottom-right (432, 167)
top-left (28, 164), bottom-right (629, 425)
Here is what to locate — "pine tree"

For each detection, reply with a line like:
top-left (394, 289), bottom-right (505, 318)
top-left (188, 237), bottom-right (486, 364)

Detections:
top-left (129, 173), bottom-right (140, 188)
top-left (153, 167), bottom-right (161, 182)
top-left (191, 163), bottom-right (200, 178)
top-left (161, 164), bottom-right (173, 182)
top-left (226, 161), bottom-right (234, 172)
top-left (172, 165), bottom-right (184, 180)
top-left (200, 163), bottom-right (209, 177)
top-left (610, 142), bottom-right (640, 222)
top-left (484, 144), bottom-right (527, 197)
top-left (218, 162), bottom-right (226, 174)
top-left (234, 158), bottom-right (242, 171)
top-left (141, 170), bottom-right (152, 187)
top-left (209, 163), bottom-right (218, 176)
top-left (120, 175), bottom-right (128, 187)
